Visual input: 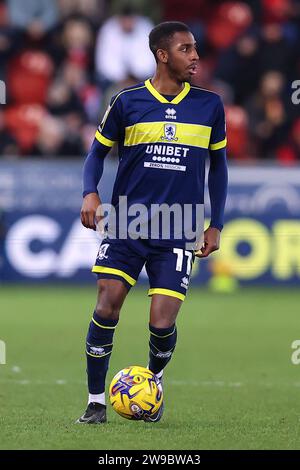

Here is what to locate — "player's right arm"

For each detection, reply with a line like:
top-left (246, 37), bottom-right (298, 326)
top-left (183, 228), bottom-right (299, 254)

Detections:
top-left (80, 138), bottom-right (108, 231)
top-left (81, 94), bottom-right (122, 230)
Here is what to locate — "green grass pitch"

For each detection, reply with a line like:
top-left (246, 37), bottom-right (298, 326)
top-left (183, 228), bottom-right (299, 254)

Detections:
top-left (0, 285), bottom-right (300, 450)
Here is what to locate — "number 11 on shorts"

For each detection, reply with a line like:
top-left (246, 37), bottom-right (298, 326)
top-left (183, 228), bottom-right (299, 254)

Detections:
top-left (173, 248), bottom-right (193, 275)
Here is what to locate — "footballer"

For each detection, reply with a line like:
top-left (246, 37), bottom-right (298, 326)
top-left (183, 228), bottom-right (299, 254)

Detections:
top-left (77, 21), bottom-right (228, 423)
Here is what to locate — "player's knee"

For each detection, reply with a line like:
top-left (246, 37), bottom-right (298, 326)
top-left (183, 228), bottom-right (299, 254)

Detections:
top-left (95, 281), bottom-right (124, 321)
top-left (95, 303), bottom-right (120, 321)
top-left (150, 311), bottom-right (179, 329)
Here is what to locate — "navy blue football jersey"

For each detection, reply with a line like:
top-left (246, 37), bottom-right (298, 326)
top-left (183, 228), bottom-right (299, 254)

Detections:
top-left (95, 79), bottom-right (226, 247)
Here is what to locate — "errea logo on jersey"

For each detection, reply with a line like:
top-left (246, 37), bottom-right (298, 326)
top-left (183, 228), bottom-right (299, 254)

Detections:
top-left (165, 108), bottom-right (176, 120)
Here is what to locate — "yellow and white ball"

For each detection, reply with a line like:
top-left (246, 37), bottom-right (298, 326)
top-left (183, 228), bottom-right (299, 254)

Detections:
top-left (109, 366), bottom-right (163, 420)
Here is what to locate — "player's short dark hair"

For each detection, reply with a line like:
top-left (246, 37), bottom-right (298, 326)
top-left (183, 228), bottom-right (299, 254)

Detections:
top-left (149, 21), bottom-right (191, 62)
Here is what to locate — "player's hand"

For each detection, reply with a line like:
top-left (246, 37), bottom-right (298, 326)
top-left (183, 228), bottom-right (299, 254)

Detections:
top-left (80, 193), bottom-right (102, 231)
top-left (195, 227), bottom-right (220, 258)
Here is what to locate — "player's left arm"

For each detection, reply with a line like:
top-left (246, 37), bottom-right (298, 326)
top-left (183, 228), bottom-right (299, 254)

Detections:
top-left (196, 97), bottom-right (228, 258)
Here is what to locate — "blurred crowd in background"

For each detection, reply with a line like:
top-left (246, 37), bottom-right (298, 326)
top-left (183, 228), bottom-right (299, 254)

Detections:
top-left (0, 0), bottom-right (299, 163)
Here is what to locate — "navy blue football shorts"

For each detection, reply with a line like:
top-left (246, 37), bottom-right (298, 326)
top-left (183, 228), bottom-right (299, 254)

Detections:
top-left (92, 237), bottom-right (195, 301)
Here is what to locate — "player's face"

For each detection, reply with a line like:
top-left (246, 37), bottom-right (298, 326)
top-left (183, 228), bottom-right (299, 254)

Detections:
top-left (166, 32), bottom-right (199, 82)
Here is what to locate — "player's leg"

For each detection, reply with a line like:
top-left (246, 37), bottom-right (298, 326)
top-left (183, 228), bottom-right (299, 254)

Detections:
top-left (86, 279), bottom-right (128, 403)
top-left (77, 279), bottom-right (128, 424)
top-left (142, 294), bottom-right (182, 423)
top-left (144, 247), bottom-right (194, 422)
top-left (148, 294), bottom-right (182, 376)
top-left (77, 237), bottom-right (145, 424)
top-left (146, 247), bottom-right (193, 377)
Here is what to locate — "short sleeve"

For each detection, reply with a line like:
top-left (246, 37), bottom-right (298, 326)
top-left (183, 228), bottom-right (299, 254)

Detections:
top-left (95, 94), bottom-right (123, 147)
top-left (209, 97), bottom-right (227, 151)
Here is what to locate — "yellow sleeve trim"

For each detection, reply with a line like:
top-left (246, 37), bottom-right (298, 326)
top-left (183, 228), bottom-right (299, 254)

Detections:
top-left (209, 137), bottom-right (227, 151)
top-left (95, 130), bottom-right (116, 147)
top-left (148, 288), bottom-right (185, 301)
top-left (92, 266), bottom-right (136, 286)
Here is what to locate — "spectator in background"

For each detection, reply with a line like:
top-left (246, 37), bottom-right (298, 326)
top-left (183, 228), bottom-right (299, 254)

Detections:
top-left (47, 78), bottom-right (85, 118)
top-left (258, 23), bottom-right (298, 78)
top-left (95, 4), bottom-right (155, 84)
top-left (110, 0), bottom-right (161, 24)
top-left (7, 0), bottom-right (58, 41)
top-left (49, 15), bottom-right (101, 124)
top-left (215, 34), bottom-right (260, 105)
top-left (31, 114), bottom-right (84, 157)
top-left (246, 70), bottom-right (291, 159)
top-left (57, 0), bottom-right (107, 26)
top-left (51, 16), bottom-right (95, 72)
top-left (49, 63), bottom-right (90, 144)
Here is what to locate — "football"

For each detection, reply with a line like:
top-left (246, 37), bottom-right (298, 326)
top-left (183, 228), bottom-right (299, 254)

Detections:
top-left (109, 366), bottom-right (163, 420)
